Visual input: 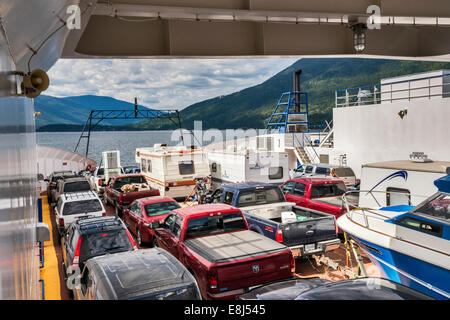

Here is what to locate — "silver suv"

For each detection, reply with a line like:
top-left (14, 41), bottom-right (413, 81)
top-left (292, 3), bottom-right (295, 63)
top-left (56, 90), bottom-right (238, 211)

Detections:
top-left (292, 163), bottom-right (357, 186)
top-left (51, 177), bottom-right (92, 205)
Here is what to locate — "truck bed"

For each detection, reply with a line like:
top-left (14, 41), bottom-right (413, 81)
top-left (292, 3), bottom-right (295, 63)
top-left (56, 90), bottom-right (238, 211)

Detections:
top-left (184, 230), bottom-right (288, 263)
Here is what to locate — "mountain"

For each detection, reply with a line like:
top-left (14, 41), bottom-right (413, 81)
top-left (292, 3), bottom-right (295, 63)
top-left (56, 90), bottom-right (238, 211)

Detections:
top-left (34, 95), bottom-right (152, 129)
top-left (168, 58), bottom-right (450, 129)
top-left (36, 58), bottom-right (450, 131)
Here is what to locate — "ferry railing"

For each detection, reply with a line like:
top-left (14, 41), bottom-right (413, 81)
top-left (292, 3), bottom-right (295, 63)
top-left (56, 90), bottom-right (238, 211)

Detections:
top-left (291, 132), bottom-right (320, 164)
top-left (335, 73), bottom-right (450, 108)
top-left (341, 190), bottom-right (429, 228)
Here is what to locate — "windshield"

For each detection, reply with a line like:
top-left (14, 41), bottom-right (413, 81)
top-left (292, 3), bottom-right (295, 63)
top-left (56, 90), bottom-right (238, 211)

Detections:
top-left (114, 176), bottom-right (146, 188)
top-left (144, 201), bottom-right (181, 216)
top-left (64, 181), bottom-right (91, 193)
top-left (63, 199), bottom-right (103, 215)
top-left (310, 183), bottom-right (346, 198)
top-left (185, 212), bottom-right (247, 239)
top-left (410, 192), bottom-right (450, 222)
top-left (81, 230), bottom-right (133, 260)
top-left (237, 188), bottom-right (284, 207)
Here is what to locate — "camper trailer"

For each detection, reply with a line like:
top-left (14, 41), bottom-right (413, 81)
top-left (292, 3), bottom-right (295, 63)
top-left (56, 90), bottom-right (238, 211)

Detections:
top-left (358, 155), bottom-right (450, 208)
top-left (208, 147), bottom-right (290, 190)
top-left (135, 144), bottom-right (210, 200)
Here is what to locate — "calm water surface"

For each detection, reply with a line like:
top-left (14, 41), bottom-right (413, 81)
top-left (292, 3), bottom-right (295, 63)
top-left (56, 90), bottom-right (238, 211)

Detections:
top-left (37, 130), bottom-right (260, 166)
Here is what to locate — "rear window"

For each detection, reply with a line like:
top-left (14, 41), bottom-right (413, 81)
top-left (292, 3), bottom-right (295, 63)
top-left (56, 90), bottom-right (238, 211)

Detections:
top-left (179, 161), bottom-right (195, 175)
top-left (237, 188), bottom-right (284, 207)
top-left (114, 176), bottom-right (146, 188)
top-left (134, 285), bottom-right (201, 300)
top-left (310, 183), bottom-right (346, 199)
top-left (144, 201), bottom-right (181, 217)
top-left (335, 167), bottom-right (355, 177)
top-left (64, 181), bottom-right (91, 193)
top-left (269, 167), bottom-right (283, 180)
top-left (80, 230), bottom-right (133, 260)
top-left (305, 166), bottom-right (313, 173)
top-left (63, 199), bottom-right (103, 215)
top-left (315, 167), bottom-right (331, 175)
top-left (185, 212), bottom-right (247, 239)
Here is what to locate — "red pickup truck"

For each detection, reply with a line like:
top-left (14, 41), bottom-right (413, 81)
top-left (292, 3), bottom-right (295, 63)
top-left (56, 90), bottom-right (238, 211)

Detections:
top-left (280, 177), bottom-right (349, 222)
top-left (104, 174), bottom-right (160, 216)
top-left (150, 203), bottom-right (294, 300)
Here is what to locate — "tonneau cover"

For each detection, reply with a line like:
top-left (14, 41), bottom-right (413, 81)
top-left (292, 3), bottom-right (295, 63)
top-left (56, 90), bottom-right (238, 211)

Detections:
top-left (184, 230), bottom-right (288, 263)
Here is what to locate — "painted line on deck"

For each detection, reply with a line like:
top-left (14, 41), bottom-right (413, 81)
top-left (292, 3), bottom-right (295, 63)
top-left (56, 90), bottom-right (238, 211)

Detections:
top-left (39, 196), bottom-right (62, 300)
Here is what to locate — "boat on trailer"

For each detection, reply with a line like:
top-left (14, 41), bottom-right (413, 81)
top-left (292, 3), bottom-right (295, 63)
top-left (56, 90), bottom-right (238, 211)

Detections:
top-left (337, 168), bottom-right (450, 299)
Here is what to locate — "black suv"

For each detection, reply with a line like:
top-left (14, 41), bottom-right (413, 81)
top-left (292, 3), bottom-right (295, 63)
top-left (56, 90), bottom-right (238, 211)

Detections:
top-left (62, 216), bottom-right (136, 295)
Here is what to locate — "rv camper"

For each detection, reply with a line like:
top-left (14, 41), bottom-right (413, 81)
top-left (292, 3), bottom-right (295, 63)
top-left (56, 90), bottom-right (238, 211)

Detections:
top-left (358, 156), bottom-right (450, 208)
top-left (135, 144), bottom-right (210, 200)
top-left (102, 150), bottom-right (121, 184)
top-left (208, 147), bottom-right (290, 190)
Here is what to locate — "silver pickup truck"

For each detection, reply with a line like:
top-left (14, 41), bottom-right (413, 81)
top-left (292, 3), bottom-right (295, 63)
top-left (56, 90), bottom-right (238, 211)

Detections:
top-left (209, 182), bottom-right (341, 258)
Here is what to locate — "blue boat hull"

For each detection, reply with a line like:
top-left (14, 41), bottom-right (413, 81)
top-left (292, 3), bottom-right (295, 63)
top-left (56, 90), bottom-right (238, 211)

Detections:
top-left (350, 236), bottom-right (449, 300)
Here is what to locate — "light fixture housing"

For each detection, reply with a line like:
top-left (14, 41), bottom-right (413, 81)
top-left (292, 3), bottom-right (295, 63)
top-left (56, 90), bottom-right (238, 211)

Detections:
top-left (350, 23), bottom-right (367, 52)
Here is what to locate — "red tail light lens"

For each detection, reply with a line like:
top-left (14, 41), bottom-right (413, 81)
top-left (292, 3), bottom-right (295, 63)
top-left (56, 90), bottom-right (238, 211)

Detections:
top-left (126, 229), bottom-right (137, 249)
top-left (276, 229), bottom-right (283, 243)
top-left (102, 212), bottom-right (106, 216)
top-left (58, 218), bottom-right (64, 227)
top-left (119, 193), bottom-right (123, 202)
top-left (50, 182), bottom-right (56, 187)
top-left (72, 237), bottom-right (82, 267)
top-left (335, 218), bottom-right (338, 235)
top-left (98, 179), bottom-right (102, 186)
top-left (290, 254), bottom-right (296, 274)
top-left (207, 270), bottom-right (218, 289)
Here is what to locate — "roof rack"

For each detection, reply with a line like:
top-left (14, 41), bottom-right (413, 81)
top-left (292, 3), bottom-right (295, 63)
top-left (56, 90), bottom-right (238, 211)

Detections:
top-left (63, 190), bottom-right (98, 201)
top-left (77, 216), bottom-right (123, 233)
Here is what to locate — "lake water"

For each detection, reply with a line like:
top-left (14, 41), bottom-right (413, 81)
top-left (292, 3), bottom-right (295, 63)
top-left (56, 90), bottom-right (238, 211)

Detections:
top-left (37, 129), bottom-right (261, 166)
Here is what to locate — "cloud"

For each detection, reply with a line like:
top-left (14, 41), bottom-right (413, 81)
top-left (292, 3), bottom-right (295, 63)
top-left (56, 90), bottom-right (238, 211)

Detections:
top-left (46, 58), bottom-right (297, 109)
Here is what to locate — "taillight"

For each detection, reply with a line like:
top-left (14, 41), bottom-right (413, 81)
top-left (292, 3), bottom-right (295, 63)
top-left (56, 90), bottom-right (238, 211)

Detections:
top-left (50, 182), bottom-right (56, 187)
top-left (102, 212), bottom-right (106, 216)
top-left (72, 237), bottom-right (82, 267)
top-left (58, 218), bottom-right (64, 227)
top-left (276, 229), bottom-right (283, 243)
top-left (119, 193), bottom-right (123, 202)
top-left (98, 179), bottom-right (102, 186)
top-left (126, 229), bottom-right (137, 249)
top-left (207, 270), bottom-right (218, 289)
top-left (290, 254), bottom-right (296, 274)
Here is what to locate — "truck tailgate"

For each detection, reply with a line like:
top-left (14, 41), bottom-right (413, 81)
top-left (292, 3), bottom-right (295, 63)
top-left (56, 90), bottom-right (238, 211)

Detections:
top-left (184, 230), bottom-right (287, 263)
top-left (122, 189), bottom-right (159, 204)
top-left (282, 206), bottom-right (337, 246)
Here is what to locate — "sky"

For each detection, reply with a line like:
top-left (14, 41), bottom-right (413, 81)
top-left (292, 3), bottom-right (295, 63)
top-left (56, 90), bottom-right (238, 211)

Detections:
top-left (46, 58), bottom-right (297, 110)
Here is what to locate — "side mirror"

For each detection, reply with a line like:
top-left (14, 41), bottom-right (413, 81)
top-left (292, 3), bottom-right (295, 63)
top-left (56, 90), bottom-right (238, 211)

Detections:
top-left (165, 186), bottom-right (170, 192)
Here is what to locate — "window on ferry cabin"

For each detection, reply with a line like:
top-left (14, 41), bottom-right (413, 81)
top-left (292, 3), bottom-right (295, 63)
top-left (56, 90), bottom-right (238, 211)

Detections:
top-left (269, 167), bottom-right (283, 179)
top-left (179, 160), bottom-right (195, 175)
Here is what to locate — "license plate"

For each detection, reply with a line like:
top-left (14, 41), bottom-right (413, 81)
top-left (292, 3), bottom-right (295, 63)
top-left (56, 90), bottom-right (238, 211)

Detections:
top-left (291, 249), bottom-right (301, 257)
top-left (305, 243), bottom-right (315, 252)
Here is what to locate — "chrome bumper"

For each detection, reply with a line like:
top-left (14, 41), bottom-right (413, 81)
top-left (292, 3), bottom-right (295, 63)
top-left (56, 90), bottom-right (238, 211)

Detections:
top-left (289, 238), bottom-right (341, 257)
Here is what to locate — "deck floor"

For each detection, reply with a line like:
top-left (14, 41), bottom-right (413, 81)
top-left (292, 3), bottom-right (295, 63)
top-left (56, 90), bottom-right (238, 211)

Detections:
top-left (40, 195), bottom-right (377, 300)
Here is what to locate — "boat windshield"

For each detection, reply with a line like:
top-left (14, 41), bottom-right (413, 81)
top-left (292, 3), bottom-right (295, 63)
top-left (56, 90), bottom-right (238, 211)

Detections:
top-left (409, 192), bottom-right (450, 222)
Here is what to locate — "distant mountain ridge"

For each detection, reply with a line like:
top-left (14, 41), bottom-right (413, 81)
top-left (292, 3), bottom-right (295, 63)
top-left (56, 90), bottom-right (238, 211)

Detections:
top-left (36, 58), bottom-right (450, 131)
